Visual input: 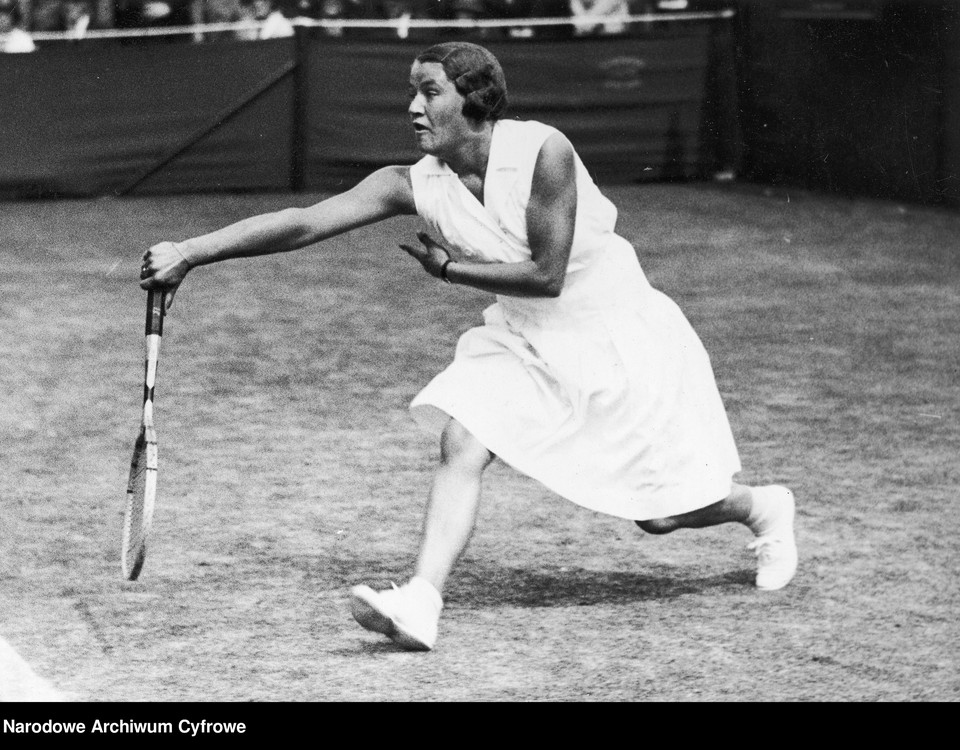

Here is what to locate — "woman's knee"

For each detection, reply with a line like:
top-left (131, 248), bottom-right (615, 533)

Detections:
top-left (439, 420), bottom-right (494, 474)
top-left (635, 517), bottom-right (676, 535)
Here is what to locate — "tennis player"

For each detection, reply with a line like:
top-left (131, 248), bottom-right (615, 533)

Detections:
top-left (140, 41), bottom-right (798, 652)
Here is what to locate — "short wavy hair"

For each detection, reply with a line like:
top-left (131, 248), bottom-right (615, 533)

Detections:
top-left (415, 42), bottom-right (508, 122)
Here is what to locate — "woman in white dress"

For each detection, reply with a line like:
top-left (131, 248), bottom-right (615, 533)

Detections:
top-left (140, 42), bottom-right (797, 652)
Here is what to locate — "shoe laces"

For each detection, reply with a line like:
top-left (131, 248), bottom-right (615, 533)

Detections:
top-left (747, 536), bottom-right (783, 563)
top-left (369, 581), bottom-right (402, 609)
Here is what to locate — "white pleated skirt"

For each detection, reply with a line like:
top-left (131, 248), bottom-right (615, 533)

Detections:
top-left (410, 238), bottom-right (741, 521)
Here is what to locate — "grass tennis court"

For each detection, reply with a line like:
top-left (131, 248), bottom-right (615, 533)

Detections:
top-left (1, 181), bottom-right (957, 701)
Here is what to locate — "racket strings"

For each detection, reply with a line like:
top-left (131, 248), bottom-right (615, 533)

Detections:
top-left (122, 430), bottom-right (156, 580)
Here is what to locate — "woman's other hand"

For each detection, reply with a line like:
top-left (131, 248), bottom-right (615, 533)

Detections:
top-left (399, 231), bottom-right (451, 279)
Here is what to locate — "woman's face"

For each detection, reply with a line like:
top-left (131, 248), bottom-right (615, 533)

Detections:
top-left (407, 61), bottom-right (473, 158)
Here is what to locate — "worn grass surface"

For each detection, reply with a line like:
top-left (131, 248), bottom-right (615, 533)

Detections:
top-left (0, 182), bottom-right (957, 702)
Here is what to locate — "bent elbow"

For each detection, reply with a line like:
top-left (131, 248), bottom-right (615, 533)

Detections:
top-left (541, 276), bottom-right (565, 298)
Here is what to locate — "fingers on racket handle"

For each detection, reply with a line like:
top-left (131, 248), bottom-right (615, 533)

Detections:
top-left (146, 290), bottom-right (167, 335)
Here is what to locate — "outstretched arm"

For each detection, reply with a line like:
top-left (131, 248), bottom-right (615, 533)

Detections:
top-left (140, 165), bottom-right (416, 303)
top-left (401, 132), bottom-right (577, 298)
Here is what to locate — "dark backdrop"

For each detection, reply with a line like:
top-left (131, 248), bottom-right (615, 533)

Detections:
top-left (1, 4), bottom-right (957, 207)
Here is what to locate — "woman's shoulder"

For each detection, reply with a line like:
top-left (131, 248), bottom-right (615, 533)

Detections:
top-left (496, 119), bottom-right (561, 141)
top-left (491, 119), bottom-right (569, 174)
top-left (496, 119), bottom-right (568, 156)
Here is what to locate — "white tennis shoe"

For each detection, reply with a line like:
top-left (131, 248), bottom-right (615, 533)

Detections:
top-left (350, 578), bottom-right (443, 651)
top-left (747, 486), bottom-right (798, 591)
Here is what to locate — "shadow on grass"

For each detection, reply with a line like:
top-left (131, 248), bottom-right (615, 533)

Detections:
top-left (445, 565), bottom-right (754, 609)
top-left (266, 549), bottom-right (757, 610)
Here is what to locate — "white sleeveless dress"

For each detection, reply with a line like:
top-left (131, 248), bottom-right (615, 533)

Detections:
top-left (408, 119), bottom-right (741, 521)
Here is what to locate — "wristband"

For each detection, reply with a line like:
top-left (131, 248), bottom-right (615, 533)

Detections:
top-left (440, 258), bottom-right (453, 284)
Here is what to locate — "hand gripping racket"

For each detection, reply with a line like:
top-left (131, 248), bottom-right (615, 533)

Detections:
top-left (122, 290), bottom-right (166, 581)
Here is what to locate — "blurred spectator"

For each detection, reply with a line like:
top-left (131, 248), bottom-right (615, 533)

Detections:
top-left (235, 0), bottom-right (293, 38)
top-left (28, 0), bottom-right (100, 34)
top-left (433, 0), bottom-right (519, 39)
top-left (568, 0), bottom-right (628, 36)
top-left (282, 0), bottom-right (326, 20)
top-left (189, 0), bottom-right (244, 40)
top-left (62, 0), bottom-right (95, 35)
top-left (483, 0), bottom-right (532, 37)
top-left (378, 0), bottom-right (413, 38)
top-left (1, 0), bottom-right (36, 51)
top-left (294, 0), bottom-right (366, 36)
top-left (114, 0), bottom-right (193, 28)
top-left (314, 0), bottom-right (344, 34)
top-left (437, 0), bottom-right (571, 39)
top-left (372, 0), bottom-right (433, 39)
top-left (468, 0), bottom-right (573, 40)
top-left (445, 0), bottom-right (480, 19)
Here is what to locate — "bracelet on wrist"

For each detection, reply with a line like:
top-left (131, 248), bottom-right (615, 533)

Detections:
top-left (440, 258), bottom-right (453, 284)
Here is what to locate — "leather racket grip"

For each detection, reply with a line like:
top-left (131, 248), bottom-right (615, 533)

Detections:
top-left (146, 290), bottom-right (166, 336)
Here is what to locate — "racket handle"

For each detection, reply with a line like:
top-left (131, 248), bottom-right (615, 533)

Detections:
top-left (145, 290), bottom-right (167, 336)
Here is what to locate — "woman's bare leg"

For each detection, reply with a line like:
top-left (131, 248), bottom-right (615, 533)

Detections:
top-left (635, 483), bottom-right (753, 534)
top-left (414, 419), bottom-right (495, 593)
top-left (636, 483), bottom-right (797, 591)
top-left (350, 418), bottom-right (493, 650)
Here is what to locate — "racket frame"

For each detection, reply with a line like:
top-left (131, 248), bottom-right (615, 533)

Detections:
top-left (121, 289), bottom-right (166, 580)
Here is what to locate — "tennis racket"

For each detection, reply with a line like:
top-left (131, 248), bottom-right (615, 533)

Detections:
top-left (122, 289), bottom-right (166, 581)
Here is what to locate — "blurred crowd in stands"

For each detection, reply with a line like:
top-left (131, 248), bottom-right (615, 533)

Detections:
top-left (2, 0), bottom-right (721, 50)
